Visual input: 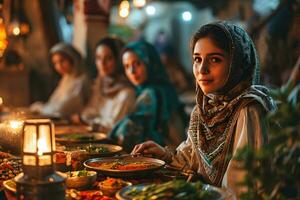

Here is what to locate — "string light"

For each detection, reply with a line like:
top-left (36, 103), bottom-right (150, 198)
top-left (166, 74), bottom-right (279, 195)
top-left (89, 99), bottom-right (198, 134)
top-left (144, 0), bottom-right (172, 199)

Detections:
top-left (119, 0), bottom-right (130, 18)
top-left (133, 0), bottom-right (146, 8)
top-left (182, 11), bottom-right (192, 21)
top-left (145, 5), bottom-right (156, 16)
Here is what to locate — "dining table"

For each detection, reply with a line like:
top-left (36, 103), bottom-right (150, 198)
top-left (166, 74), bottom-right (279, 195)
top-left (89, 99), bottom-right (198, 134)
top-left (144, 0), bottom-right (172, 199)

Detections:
top-left (0, 110), bottom-right (234, 200)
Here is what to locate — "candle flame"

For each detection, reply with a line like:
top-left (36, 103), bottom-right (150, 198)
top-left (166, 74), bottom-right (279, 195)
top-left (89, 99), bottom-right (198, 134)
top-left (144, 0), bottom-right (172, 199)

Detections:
top-left (9, 120), bottom-right (23, 129)
top-left (37, 138), bottom-right (47, 156)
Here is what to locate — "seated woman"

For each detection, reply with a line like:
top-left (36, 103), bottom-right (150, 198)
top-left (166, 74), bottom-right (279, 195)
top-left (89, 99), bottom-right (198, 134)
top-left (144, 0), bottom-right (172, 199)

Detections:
top-left (71, 37), bottom-right (136, 132)
top-left (132, 22), bottom-right (276, 195)
top-left (30, 43), bottom-right (91, 118)
top-left (109, 41), bottom-right (187, 151)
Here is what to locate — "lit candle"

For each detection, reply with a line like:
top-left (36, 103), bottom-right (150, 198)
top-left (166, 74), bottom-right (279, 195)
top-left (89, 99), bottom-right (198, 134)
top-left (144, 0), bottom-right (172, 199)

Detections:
top-left (15, 119), bottom-right (65, 200)
top-left (0, 97), bottom-right (3, 106)
top-left (23, 120), bottom-right (55, 166)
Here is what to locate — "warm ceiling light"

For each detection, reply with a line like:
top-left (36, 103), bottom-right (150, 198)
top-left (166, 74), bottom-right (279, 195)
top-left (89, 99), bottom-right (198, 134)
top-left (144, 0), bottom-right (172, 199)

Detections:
top-left (119, 0), bottom-right (130, 18)
top-left (145, 5), bottom-right (156, 16)
top-left (7, 0), bottom-right (30, 37)
top-left (119, 8), bottom-right (130, 18)
top-left (133, 0), bottom-right (146, 8)
top-left (182, 11), bottom-right (192, 21)
top-left (0, 17), bottom-right (8, 57)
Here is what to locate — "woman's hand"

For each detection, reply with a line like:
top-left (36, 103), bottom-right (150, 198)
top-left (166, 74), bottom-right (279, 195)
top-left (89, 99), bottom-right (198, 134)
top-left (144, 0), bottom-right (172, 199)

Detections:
top-left (131, 140), bottom-right (167, 159)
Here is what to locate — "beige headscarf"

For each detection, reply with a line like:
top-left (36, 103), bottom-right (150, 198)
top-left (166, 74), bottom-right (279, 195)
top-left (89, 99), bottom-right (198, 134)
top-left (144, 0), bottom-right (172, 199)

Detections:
top-left (49, 42), bottom-right (84, 76)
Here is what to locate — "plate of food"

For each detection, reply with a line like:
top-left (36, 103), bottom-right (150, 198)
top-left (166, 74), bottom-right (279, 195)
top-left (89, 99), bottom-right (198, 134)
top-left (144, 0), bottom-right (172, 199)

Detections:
top-left (55, 125), bottom-right (91, 135)
top-left (116, 180), bottom-right (235, 200)
top-left (55, 132), bottom-right (107, 144)
top-left (3, 179), bottom-right (114, 200)
top-left (84, 156), bottom-right (165, 177)
top-left (62, 144), bottom-right (123, 157)
top-left (0, 152), bottom-right (22, 191)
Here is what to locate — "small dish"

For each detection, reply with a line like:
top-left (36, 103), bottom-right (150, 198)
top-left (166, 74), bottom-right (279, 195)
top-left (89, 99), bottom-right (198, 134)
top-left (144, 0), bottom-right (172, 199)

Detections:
top-left (98, 178), bottom-right (132, 197)
top-left (65, 170), bottom-right (97, 190)
top-left (3, 179), bottom-right (16, 200)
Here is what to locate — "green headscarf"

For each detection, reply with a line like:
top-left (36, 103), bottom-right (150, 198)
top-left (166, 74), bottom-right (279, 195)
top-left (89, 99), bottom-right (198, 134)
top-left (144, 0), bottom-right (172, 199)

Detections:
top-left (123, 41), bottom-right (182, 130)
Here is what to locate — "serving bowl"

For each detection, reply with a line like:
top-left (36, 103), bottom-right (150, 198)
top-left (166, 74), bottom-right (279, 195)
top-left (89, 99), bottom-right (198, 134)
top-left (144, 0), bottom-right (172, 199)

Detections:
top-left (98, 178), bottom-right (131, 197)
top-left (65, 170), bottom-right (97, 190)
top-left (2, 179), bottom-right (16, 200)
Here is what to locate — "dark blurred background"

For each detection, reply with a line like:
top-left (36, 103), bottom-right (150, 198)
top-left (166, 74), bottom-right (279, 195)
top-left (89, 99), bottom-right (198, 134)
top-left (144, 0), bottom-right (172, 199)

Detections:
top-left (0, 0), bottom-right (299, 107)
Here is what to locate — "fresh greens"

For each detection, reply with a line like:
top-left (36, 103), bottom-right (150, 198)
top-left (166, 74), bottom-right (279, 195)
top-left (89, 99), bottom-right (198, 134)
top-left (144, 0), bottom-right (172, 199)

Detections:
top-left (84, 144), bottom-right (109, 154)
top-left (67, 170), bottom-right (89, 177)
top-left (125, 180), bottom-right (221, 200)
top-left (236, 84), bottom-right (300, 200)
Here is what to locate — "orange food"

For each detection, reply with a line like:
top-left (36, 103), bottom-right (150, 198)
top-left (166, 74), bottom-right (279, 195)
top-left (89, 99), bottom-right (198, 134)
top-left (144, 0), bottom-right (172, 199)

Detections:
top-left (99, 178), bottom-right (129, 188)
top-left (89, 161), bottom-right (157, 171)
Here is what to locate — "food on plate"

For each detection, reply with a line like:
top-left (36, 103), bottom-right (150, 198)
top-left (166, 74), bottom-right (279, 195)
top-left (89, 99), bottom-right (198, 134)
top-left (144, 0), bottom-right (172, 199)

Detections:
top-left (0, 158), bottom-right (22, 188)
top-left (123, 180), bottom-right (222, 200)
top-left (66, 144), bottom-right (110, 154)
top-left (55, 133), bottom-right (106, 144)
top-left (99, 177), bottom-right (130, 188)
top-left (88, 161), bottom-right (158, 171)
top-left (0, 152), bottom-right (13, 162)
top-left (98, 177), bottom-right (131, 196)
top-left (65, 189), bottom-right (112, 200)
top-left (66, 170), bottom-right (93, 178)
top-left (58, 134), bottom-right (94, 141)
top-left (65, 170), bottom-right (97, 190)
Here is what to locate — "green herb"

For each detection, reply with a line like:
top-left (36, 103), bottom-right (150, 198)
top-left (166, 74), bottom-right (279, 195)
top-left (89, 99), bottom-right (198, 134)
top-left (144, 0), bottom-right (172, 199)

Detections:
top-left (125, 180), bottom-right (219, 200)
top-left (77, 170), bottom-right (88, 177)
top-left (236, 84), bottom-right (300, 200)
top-left (84, 144), bottom-right (109, 154)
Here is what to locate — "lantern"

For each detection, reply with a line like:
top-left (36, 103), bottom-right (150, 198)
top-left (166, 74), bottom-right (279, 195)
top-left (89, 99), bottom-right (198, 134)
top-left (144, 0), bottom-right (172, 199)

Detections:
top-left (14, 119), bottom-right (65, 200)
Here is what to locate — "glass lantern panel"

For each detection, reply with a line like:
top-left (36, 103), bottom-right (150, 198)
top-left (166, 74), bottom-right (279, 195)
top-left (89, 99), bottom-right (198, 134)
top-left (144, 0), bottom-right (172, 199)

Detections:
top-left (23, 155), bottom-right (36, 165)
top-left (38, 125), bottom-right (52, 154)
top-left (23, 125), bottom-right (37, 153)
top-left (38, 155), bottom-right (52, 166)
top-left (51, 123), bottom-right (56, 151)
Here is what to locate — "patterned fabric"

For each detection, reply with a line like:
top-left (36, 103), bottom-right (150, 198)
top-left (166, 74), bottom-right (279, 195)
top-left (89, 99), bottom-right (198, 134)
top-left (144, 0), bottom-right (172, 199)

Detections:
top-left (185, 21), bottom-right (276, 186)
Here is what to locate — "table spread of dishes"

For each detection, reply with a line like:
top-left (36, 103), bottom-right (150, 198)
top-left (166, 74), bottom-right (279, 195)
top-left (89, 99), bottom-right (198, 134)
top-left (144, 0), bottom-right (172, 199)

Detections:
top-left (0, 115), bottom-right (234, 200)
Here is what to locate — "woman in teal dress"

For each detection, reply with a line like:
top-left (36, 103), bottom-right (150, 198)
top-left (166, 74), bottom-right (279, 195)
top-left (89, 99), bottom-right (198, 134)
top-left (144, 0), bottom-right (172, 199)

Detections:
top-left (109, 41), bottom-right (186, 151)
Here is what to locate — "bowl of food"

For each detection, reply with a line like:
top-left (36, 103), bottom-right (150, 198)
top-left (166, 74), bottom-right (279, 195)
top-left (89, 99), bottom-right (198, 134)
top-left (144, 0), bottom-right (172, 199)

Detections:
top-left (65, 170), bottom-right (97, 190)
top-left (2, 179), bottom-right (16, 200)
top-left (98, 177), bottom-right (131, 197)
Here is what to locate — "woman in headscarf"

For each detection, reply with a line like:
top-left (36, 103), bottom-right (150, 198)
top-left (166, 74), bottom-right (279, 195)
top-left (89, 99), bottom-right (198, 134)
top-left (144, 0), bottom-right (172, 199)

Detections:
top-left (109, 41), bottom-right (186, 151)
top-left (132, 21), bottom-right (276, 195)
top-left (30, 43), bottom-right (91, 118)
top-left (71, 37), bottom-right (136, 132)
